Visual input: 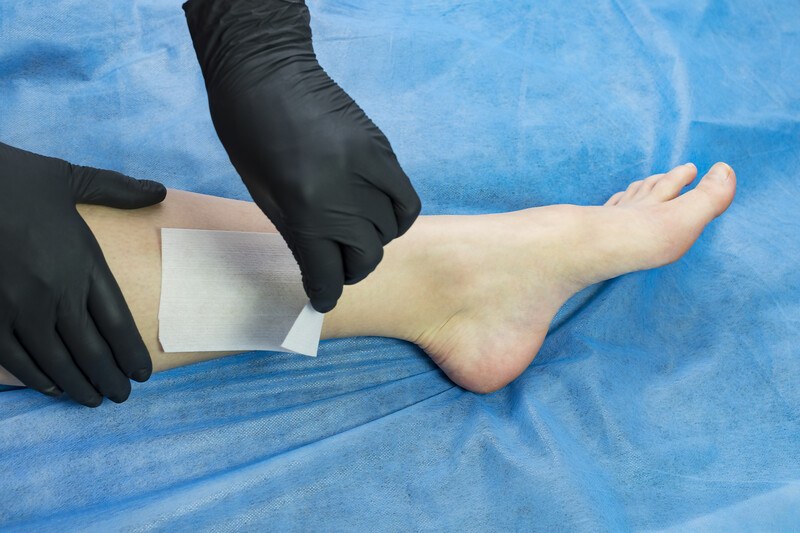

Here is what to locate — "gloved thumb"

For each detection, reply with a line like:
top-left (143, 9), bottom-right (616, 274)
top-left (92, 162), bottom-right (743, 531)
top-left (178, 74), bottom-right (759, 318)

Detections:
top-left (70, 164), bottom-right (167, 209)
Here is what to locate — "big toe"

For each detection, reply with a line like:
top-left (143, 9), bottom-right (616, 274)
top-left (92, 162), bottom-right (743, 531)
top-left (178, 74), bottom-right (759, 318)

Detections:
top-left (680, 162), bottom-right (737, 220)
top-left (649, 162), bottom-right (736, 263)
top-left (632, 163), bottom-right (736, 268)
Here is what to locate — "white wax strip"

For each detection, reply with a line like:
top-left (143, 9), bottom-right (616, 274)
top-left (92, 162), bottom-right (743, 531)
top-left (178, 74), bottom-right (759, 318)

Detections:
top-left (158, 228), bottom-right (324, 357)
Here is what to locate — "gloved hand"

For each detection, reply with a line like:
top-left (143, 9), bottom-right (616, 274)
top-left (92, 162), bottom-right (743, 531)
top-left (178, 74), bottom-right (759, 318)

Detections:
top-left (184, 0), bottom-right (421, 312)
top-left (0, 142), bottom-right (167, 406)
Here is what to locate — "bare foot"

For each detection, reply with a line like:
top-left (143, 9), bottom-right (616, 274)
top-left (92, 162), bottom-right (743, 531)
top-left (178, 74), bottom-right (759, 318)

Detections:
top-left (410, 162), bottom-right (736, 393)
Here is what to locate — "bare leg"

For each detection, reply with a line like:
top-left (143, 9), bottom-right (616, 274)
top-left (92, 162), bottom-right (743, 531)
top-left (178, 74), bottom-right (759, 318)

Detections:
top-left (0, 163), bottom-right (736, 393)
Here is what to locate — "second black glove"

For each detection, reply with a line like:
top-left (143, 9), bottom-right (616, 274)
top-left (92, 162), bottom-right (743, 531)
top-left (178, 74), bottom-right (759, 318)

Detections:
top-left (184, 0), bottom-right (422, 312)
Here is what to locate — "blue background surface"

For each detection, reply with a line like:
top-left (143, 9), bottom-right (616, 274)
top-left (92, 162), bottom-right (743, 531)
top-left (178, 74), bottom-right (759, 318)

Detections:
top-left (1, 0), bottom-right (799, 530)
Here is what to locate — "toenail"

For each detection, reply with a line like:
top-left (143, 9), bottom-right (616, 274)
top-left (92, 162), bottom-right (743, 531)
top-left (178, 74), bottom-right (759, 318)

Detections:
top-left (711, 163), bottom-right (731, 182)
top-left (684, 162), bottom-right (696, 169)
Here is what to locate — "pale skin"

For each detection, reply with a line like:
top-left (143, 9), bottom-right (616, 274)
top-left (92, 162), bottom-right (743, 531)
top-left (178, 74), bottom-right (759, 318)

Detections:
top-left (0, 162), bottom-right (737, 400)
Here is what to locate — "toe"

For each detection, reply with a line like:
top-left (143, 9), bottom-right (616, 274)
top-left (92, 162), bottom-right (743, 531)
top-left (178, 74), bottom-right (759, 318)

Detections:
top-left (633, 172), bottom-right (666, 200)
top-left (604, 191), bottom-right (624, 206)
top-left (684, 162), bottom-right (737, 219)
top-left (653, 162), bottom-right (736, 262)
top-left (664, 163), bottom-right (736, 241)
top-left (650, 163), bottom-right (698, 202)
top-left (618, 179), bottom-right (644, 204)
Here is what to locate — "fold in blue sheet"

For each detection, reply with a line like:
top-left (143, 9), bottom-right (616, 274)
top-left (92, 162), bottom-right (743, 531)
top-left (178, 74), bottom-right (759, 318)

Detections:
top-left (1, 0), bottom-right (799, 530)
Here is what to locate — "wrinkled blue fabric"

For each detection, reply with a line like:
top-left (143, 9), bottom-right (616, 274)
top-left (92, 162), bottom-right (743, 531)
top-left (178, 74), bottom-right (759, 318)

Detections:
top-left (1, 0), bottom-right (799, 530)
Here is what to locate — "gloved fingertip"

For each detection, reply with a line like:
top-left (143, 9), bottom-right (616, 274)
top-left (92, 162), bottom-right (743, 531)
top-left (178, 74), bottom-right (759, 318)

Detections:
top-left (114, 178), bottom-right (166, 209)
top-left (43, 385), bottom-right (63, 397)
top-left (311, 299), bottom-right (336, 314)
top-left (141, 180), bottom-right (168, 202)
top-left (394, 196), bottom-right (422, 236)
top-left (131, 368), bottom-right (152, 382)
top-left (83, 395), bottom-right (104, 408)
top-left (108, 390), bottom-right (132, 404)
top-left (344, 272), bottom-right (369, 285)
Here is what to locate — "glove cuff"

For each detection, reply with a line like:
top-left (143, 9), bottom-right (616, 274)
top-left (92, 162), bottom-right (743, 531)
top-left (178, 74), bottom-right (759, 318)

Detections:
top-left (184, 0), bottom-right (315, 92)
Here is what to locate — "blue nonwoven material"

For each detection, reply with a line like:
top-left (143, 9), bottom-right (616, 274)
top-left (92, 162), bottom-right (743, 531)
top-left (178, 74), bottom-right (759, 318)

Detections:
top-left (1, 0), bottom-right (799, 530)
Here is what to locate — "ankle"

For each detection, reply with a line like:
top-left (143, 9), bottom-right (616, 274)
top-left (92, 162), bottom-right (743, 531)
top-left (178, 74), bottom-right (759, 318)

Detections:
top-left (321, 216), bottom-right (449, 343)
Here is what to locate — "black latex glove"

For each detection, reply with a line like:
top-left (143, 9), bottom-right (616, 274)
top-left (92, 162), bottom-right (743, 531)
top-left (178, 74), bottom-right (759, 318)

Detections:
top-left (184, 0), bottom-right (421, 312)
top-left (0, 142), bottom-right (167, 406)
